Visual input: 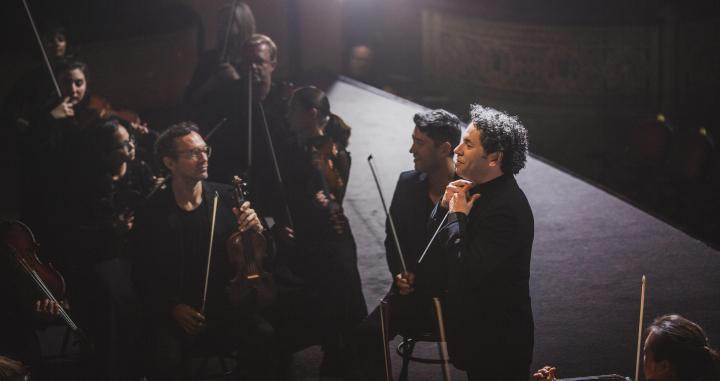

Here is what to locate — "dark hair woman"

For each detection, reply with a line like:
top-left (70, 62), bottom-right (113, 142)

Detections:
top-left (534, 314), bottom-right (720, 381)
top-left (644, 314), bottom-right (720, 381)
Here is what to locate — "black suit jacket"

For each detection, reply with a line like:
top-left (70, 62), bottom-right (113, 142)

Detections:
top-left (385, 170), bottom-right (446, 297)
top-left (430, 174), bottom-right (534, 371)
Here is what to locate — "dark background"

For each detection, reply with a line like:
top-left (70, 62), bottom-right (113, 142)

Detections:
top-left (2, 0), bottom-right (718, 247)
top-left (1, 3), bottom-right (719, 379)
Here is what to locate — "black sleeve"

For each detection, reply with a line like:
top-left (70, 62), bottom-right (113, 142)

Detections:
top-left (442, 208), bottom-right (518, 290)
top-left (384, 175), bottom-right (404, 279)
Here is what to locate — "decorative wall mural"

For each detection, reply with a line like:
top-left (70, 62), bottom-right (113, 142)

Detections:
top-left (422, 10), bottom-right (660, 105)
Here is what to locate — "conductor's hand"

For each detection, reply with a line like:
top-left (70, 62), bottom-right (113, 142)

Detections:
top-left (233, 201), bottom-right (263, 234)
top-left (532, 366), bottom-right (557, 381)
top-left (441, 179), bottom-right (472, 208)
top-left (395, 272), bottom-right (416, 295)
top-left (172, 304), bottom-right (206, 336)
top-left (446, 180), bottom-right (481, 215)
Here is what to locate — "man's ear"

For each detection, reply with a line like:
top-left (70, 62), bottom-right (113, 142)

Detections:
top-left (488, 151), bottom-right (503, 167)
top-left (439, 141), bottom-right (453, 157)
top-left (162, 156), bottom-right (174, 172)
top-left (655, 359), bottom-right (672, 378)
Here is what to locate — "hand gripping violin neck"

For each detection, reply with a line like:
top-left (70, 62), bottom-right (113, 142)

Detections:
top-left (225, 176), bottom-right (277, 311)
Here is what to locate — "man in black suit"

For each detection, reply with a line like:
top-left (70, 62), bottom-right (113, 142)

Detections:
top-left (352, 109), bottom-right (462, 380)
top-left (433, 104), bottom-right (534, 380)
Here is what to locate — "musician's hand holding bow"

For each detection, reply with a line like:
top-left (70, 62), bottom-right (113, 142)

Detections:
top-left (314, 191), bottom-right (346, 234)
top-left (533, 366), bottom-right (557, 381)
top-left (172, 304), bottom-right (206, 335)
top-left (444, 180), bottom-right (481, 215)
top-left (112, 211), bottom-right (135, 235)
top-left (395, 272), bottom-right (416, 295)
top-left (33, 298), bottom-right (61, 322)
top-left (50, 97), bottom-right (75, 119)
top-left (272, 225), bottom-right (295, 246)
top-left (129, 120), bottom-right (149, 135)
top-left (233, 201), bottom-right (263, 233)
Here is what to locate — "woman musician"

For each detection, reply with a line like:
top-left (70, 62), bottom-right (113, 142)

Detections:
top-left (534, 314), bottom-right (720, 381)
top-left (271, 86), bottom-right (367, 377)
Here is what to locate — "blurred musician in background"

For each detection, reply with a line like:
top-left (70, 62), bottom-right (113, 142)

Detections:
top-left (183, 1), bottom-right (256, 111)
top-left (190, 33), bottom-right (293, 216)
top-left (534, 314), bottom-right (720, 381)
top-left (268, 86), bottom-right (366, 378)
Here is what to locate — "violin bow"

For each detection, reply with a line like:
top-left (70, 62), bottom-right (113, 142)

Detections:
top-left (246, 66), bottom-right (253, 171)
top-left (201, 191), bottom-right (220, 315)
top-left (379, 298), bottom-right (393, 381)
top-left (257, 99), bottom-right (295, 229)
top-left (367, 154), bottom-right (407, 274)
top-left (204, 117), bottom-right (228, 142)
top-left (14, 250), bottom-right (79, 332)
top-left (634, 275), bottom-right (647, 381)
top-left (417, 210), bottom-right (449, 264)
top-left (21, 0), bottom-right (63, 99)
top-left (433, 297), bottom-right (452, 381)
top-left (219, 0), bottom-right (240, 64)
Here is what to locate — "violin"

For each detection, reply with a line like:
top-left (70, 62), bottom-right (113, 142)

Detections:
top-left (309, 135), bottom-right (349, 234)
top-left (2, 220), bottom-right (84, 336)
top-left (310, 135), bottom-right (345, 201)
top-left (74, 94), bottom-right (147, 132)
top-left (225, 176), bottom-right (276, 310)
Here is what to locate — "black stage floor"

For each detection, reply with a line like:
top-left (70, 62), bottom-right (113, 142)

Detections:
top-left (321, 77), bottom-right (720, 380)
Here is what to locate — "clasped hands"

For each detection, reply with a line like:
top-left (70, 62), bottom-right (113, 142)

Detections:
top-left (441, 179), bottom-right (481, 215)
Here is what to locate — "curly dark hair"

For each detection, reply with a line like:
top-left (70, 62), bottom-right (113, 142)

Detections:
top-left (469, 104), bottom-right (528, 175)
top-left (413, 109), bottom-right (463, 156)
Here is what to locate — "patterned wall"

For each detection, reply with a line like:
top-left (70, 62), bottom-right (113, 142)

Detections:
top-left (423, 11), bottom-right (659, 101)
top-left (421, 9), bottom-right (662, 176)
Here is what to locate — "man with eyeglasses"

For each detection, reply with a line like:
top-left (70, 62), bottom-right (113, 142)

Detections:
top-left (131, 122), bottom-right (277, 380)
top-left (189, 34), bottom-right (294, 230)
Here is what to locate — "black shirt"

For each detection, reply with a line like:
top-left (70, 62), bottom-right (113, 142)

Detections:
top-left (177, 202), bottom-right (210, 310)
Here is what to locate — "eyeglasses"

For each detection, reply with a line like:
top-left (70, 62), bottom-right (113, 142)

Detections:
top-left (176, 146), bottom-right (212, 160)
top-left (115, 137), bottom-right (135, 151)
